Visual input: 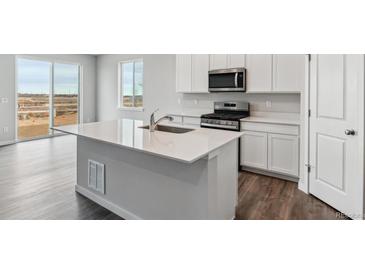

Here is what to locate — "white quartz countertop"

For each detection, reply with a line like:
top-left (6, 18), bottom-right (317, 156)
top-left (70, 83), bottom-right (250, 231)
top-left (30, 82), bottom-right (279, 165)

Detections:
top-left (240, 116), bottom-right (300, 126)
top-left (52, 119), bottom-right (243, 164)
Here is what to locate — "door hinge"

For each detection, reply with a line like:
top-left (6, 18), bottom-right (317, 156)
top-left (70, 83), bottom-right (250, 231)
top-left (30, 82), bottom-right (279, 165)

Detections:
top-left (308, 109), bottom-right (311, 117)
top-left (305, 164), bottom-right (311, 173)
top-left (308, 54), bottom-right (311, 62)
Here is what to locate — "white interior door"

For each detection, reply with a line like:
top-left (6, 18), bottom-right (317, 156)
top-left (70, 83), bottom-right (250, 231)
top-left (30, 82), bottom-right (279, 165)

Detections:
top-left (309, 54), bottom-right (364, 219)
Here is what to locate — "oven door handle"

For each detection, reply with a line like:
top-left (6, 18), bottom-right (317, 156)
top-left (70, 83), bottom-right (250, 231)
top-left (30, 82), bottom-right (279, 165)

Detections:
top-left (234, 72), bottom-right (238, 88)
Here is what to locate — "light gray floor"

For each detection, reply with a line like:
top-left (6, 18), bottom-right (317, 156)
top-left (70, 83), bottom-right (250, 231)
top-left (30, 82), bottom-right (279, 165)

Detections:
top-left (0, 135), bottom-right (122, 220)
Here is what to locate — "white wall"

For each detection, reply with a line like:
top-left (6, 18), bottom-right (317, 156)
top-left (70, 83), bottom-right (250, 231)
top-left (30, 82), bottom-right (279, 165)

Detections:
top-left (96, 54), bottom-right (300, 122)
top-left (0, 54), bottom-right (97, 145)
top-left (96, 54), bottom-right (177, 121)
top-left (0, 55), bottom-right (15, 144)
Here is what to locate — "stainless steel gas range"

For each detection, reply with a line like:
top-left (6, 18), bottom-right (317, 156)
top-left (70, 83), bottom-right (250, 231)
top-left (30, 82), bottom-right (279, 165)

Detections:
top-left (200, 101), bottom-right (250, 131)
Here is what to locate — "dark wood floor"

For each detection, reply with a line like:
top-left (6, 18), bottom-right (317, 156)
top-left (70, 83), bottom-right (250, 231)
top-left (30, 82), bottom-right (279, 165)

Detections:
top-left (0, 135), bottom-right (346, 220)
top-left (236, 171), bottom-right (347, 220)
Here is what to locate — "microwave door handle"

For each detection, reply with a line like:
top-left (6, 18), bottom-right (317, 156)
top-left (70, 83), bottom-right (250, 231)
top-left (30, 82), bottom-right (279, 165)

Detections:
top-left (234, 72), bottom-right (238, 88)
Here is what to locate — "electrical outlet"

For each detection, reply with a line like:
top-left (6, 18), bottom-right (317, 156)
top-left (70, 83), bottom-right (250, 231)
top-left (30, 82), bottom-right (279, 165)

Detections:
top-left (1, 98), bottom-right (8, 103)
top-left (194, 99), bottom-right (198, 105)
top-left (177, 98), bottom-right (181, 105)
top-left (3, 126), bottom-right (9, 133)
top-left (265, 100), bottom-right (272, 108)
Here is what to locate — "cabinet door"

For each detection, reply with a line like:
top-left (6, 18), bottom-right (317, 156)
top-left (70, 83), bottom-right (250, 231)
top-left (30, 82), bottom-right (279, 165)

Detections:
top-left (191, 55), bottom-right (209, 93)
top-left (268, 133), bottom-right (299, 176)
top-left (240, 131), bottom-right (268, 169)
top-left (176, 55), bottom-right (192, 93)
top-left (245, 54), bottom-right (273, 92)
top-left (273, 54), bottom-right (305, 93)
top-left (209, 54), bottom-right (228, 70)
top-left (228, 54), bottom-right (245, 68)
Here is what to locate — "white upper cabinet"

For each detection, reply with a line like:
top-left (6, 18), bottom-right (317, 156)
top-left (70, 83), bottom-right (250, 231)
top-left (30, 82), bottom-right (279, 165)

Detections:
top-left (176, 54), bottom-right (306, 94)
top-left (176, 54), bottom-right (209, 93)
top-left (209, 54), bottom-right (245, 70)
top-left (192, 55), bottom-right (209, 93)
top-left (228, 54), bottom-right (245, 68)
top-left (176, 55), bottom-right (192, 93)
top-left (209, 54), bottom-right (228, 70)
top-left (245, 54), bottom-right (273, 92)
top-left (273, 54), bottom-right (305, 93)
top-left (245, 54), bottom-right (305, 93)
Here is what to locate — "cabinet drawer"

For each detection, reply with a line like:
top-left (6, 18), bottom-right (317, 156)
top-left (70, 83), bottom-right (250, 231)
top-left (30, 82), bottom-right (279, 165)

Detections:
top-left (241, 122), bottom-right (299, 136)
top-left (182, 116), bottom-right (200, 125)
top-left (170, 115), bottom-right (183, 124)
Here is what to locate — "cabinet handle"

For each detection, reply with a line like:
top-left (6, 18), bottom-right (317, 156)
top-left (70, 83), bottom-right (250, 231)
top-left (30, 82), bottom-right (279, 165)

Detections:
top-left (345, 129), bottom-right (356, 136)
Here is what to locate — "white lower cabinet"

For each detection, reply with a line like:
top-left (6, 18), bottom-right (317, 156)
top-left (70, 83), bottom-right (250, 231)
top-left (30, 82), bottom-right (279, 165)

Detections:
top-left (182, 116), bottom-right (200, 126)
top-left (268, 133), bottom-right (299, 176)
top-left (240, 122), bottom-right (300, 178)
top-left (169, 115), bottom-right (200, 126)
top-left (240, 131), bottom-right (268, 169)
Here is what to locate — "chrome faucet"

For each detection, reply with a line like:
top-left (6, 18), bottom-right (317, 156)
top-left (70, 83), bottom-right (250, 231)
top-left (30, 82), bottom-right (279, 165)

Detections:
top-left (149, 109), bottom-right (173, 132)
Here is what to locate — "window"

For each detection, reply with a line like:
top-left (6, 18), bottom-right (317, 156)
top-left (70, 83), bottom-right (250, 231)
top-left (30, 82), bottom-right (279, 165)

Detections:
top-left (119, 59), bottom-right (143, 109)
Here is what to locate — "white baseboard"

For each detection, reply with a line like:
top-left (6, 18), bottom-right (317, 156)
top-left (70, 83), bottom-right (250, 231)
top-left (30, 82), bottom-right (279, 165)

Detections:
top-left (75, 185), bottom-right (141, 220)
top-left (298, 179), bottom-right (309, 194)
top-left (0, 140), bottom-right (15, 147)
top-left (241, 166), bottom-right (299, 183)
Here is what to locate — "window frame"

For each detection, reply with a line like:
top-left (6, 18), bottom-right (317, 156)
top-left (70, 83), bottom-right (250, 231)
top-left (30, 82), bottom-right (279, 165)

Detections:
top-left (118, 59), bottom-right (144, 111)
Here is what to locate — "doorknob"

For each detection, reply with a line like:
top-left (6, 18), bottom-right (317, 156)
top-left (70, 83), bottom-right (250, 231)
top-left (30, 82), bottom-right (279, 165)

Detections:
top-left (345, 129), bottom-right (356, 136)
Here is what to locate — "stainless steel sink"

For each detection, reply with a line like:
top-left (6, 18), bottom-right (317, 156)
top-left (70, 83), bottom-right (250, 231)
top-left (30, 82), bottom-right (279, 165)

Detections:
top-left (139, 125), bottom-right (195, 134)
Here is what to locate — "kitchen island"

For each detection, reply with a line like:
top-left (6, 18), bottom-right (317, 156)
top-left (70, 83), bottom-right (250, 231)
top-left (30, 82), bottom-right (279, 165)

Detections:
top-left (53, 119), bottom-right (243, 220)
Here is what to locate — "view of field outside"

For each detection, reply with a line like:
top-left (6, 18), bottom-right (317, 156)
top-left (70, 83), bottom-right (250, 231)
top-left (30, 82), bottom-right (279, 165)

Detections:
top-left (17, 59), bottom-right (79, 140)
top-left (121, 60), bottom-right (143, 107)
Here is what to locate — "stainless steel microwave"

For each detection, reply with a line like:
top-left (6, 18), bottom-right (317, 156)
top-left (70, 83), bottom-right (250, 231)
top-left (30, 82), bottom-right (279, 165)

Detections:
top-left (208, 68), bottom-right (246, 92)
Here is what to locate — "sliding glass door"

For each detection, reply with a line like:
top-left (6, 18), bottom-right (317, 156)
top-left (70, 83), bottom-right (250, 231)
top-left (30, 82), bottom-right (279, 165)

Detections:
top-left (53, 63), bottom-right (80, 127)
top-left (17, 58), bottom-right (52, 140)
top-left (16, 58), bottom-right (81, 140)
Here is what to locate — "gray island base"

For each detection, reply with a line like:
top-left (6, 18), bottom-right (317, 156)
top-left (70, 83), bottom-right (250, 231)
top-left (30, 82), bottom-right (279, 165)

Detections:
top-left (53, 119), bottom-right (242, 220)
top-left (76, 136), bottom-right (238, 220)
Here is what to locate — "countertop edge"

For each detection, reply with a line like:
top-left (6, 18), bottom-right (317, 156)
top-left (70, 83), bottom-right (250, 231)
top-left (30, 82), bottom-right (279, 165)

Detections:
top-left (240, 117), bottom-right (300, 126)
top-left (52, 127), bottom-right (242, 164)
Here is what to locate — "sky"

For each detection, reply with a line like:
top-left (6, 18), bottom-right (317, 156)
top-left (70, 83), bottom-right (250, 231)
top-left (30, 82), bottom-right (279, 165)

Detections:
top-left (17, 58), bottom-right (79, 94)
